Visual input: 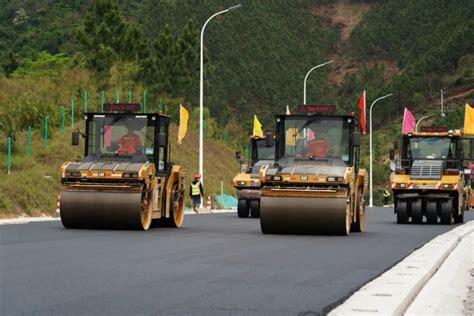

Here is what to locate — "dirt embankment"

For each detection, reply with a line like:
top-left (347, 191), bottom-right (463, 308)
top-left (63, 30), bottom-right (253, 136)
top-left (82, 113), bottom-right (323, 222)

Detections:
top-left (312, 1), bottom-right (400, 85)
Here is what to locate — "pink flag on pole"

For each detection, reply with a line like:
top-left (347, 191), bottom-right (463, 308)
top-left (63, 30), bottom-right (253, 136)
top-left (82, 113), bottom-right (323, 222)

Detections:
top-left (307, 129), bottom-right (315, 141)
top-left (402, 108), bottom-right (416, 133)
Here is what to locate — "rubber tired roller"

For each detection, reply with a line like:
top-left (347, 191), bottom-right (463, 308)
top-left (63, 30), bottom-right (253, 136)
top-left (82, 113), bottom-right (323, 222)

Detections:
top-left (259, 105), bottom-right (367, 235)
top-left (59, 103), bottom-right (186, 230)
top-left (390, 127), bottom-right (473, 224)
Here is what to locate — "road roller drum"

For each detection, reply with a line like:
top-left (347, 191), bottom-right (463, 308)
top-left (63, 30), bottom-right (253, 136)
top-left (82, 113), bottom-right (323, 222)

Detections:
top-left (60, 190), bottom-right (147, 230)
top-left (260, 196), bottom-right (349, 235)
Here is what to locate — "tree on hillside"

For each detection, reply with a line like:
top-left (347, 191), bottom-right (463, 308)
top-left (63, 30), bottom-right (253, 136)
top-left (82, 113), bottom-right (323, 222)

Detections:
top-left (78, 0), bottom-right (143, 77)
top-left (2, 51), bottom-right (19, 77)
top-left (138, 19), bottom-right (209, 103)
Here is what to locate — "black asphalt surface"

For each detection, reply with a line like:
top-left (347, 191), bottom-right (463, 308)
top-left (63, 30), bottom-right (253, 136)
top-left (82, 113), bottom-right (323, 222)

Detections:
top-left (1, 207), bottom-right (472, 315)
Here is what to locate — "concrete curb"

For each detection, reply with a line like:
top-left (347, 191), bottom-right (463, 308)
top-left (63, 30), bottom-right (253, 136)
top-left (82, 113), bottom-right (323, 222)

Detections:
top-left (329, 220), bottom-right (474, 316)
top-left (0, 217), bottom-right (60, 225)
top-left (1, 209), bottom-right (236, 225)
top-left (405, 231), bottom-right (474, 315)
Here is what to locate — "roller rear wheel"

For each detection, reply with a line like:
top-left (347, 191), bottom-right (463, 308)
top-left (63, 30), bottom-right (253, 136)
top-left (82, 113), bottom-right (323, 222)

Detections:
top-left (426, 200), bottom-right (438, 224)
top-left (350, 188), bottom-right (365, 233)
top-left (454, 208), bottom-right (464, 224)
top-left (396, 200), bottom-right (408, 224)
top-left (411, 199), bottom-right (422, 224)
top-left (168, 183), bottom-right (184, 227)
top-left (440, 200), bottom-right (453, 225)
top-left (140, 189), bottom-right (153, 230)
top-left (238, 199), bottom-right (249, 218)
top-left (250, 200), bottom-right (260, 218)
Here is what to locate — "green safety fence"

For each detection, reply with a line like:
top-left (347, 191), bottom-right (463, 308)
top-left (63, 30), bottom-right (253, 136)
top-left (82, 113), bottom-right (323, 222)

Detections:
top-left (101, 90), bottom-right (105, 112)
top-left (27, 126), bottom-right (32, 159)
top-left (71, 98), bottom-right (75, 129)
top-left (213, 193), bottom-right (237, 209)
top-left (44, 116), bottom-right (49, 146)
top-left (7, 136), bottom-right (12, 175)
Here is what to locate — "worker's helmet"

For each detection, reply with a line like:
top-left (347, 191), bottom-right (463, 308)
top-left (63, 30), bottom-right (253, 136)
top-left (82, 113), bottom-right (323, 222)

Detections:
top-left (194, 174), bottom-right (201, 180)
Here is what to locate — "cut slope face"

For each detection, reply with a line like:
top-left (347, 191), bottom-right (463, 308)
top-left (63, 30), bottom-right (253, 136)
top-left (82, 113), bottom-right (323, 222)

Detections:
top-left (312, 1), bottom-right (400, 85)
top-left (312, 1), bottom-right (370, 42)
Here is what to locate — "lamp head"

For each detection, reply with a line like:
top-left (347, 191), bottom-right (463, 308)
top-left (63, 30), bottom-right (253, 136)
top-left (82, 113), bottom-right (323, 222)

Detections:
top-left (227, 4), bottom-right (242, 12)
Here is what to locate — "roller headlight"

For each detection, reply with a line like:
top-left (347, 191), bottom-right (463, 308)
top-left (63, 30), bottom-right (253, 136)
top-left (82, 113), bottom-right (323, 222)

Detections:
top-left (123, 172), bottom-right (139, 178)
top-left (327, 176), bottom-right (343, 182)
top-left (67, 171), bottom-right (81, 178)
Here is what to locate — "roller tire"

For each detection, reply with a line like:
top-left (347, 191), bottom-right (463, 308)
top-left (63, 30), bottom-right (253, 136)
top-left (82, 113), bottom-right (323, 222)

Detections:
top-left (396, 200), bottom-right (408, 224)
top-left (440, 200), bottom-right (453, 225)
top-left (350, 188), bottom-right (365, 233)
top-left (250, 200), bottom-right (260, 218)
top-left (238, 199), bottom-right (249, 218)
top-left (454, 208), bottom-right (464, 224)
top-left (151, 182), bottom-right (184, 228)
top-left (426, 200), bottom-right (438, 224)
top-left (167, 183), bottom-right (184, 228)
top-left (411, 199), bottom-right (422, 224)
top-left (140, 189), bottom-right (153, 231)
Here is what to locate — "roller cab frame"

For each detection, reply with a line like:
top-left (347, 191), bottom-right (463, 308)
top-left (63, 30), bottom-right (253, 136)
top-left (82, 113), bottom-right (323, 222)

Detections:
top-left (390, 130), bottom-right (473, 224)
top-left (259, 110), bottom-right (367, 235)
top-left (232, 131), bottom-right (275, 218)
top-left (60, 107), bottom-right (186, 230)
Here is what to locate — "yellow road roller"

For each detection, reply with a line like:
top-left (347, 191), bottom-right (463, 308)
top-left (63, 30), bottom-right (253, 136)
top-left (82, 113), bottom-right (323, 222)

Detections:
top-left (390, 127), bottom-right (473, 224)
top-left (259, 106), bottom-right (367, 235)
top-left (59, 103), bottom-right (186, 230)
top-left (232, 132), bottom-right (275, 218)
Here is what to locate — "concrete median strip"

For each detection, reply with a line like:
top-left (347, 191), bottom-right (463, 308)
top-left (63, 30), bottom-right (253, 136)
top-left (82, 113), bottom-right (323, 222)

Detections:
top-left (406, 230), bottom-right (474, 315)
top-left (330, 220), bottom-right (474, 315)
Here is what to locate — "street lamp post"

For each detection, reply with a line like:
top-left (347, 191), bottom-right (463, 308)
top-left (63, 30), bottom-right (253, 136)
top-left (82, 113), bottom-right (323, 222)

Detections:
top-left (415, 114), bottom-right (435, 131)
top-left (199, 4), bottom-right (241, 185)
top-left (303, 60), bottom-right (334, 104)
top-left (369, 93), bottom-right (394, 207)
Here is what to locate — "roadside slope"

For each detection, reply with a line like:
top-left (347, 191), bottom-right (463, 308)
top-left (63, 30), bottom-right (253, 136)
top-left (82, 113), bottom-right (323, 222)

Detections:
top-left (0, 124), bottom-right (238, 217)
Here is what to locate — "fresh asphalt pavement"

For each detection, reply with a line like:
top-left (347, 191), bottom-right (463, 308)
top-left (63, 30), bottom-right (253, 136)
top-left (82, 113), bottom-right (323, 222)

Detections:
top-left (1, 207), bottom-right (473, 315)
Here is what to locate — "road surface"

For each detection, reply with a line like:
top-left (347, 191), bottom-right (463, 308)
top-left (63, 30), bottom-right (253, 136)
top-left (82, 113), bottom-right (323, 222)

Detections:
top-left (1, 207), bottom-right (472, 315)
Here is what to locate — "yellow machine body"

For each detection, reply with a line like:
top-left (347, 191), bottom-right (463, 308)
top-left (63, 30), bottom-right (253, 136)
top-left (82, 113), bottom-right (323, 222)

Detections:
top-left (59, 110), bottom-right (186, 230)
top-left (259, 112), bottom-right (367, 235)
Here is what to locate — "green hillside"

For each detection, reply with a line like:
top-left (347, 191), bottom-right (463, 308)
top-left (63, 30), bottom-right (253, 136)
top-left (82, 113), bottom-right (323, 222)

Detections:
top-left (1, 0), bottom-right (474, 210)
top-left (2, 1), bottom-right (473, 127)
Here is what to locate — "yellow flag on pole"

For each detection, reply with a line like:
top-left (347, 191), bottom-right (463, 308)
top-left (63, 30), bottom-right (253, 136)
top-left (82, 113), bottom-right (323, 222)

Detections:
top-left (464, 103), bottom-right (474, 135)
top-left (177, 104), bottom-right (189, 144)
top-left (253, 115), bottom-right (264, 138)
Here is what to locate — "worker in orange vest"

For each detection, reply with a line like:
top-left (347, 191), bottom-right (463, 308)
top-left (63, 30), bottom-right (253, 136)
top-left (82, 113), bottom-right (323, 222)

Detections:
top-left (117, 127), bottom-right (142, 155)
